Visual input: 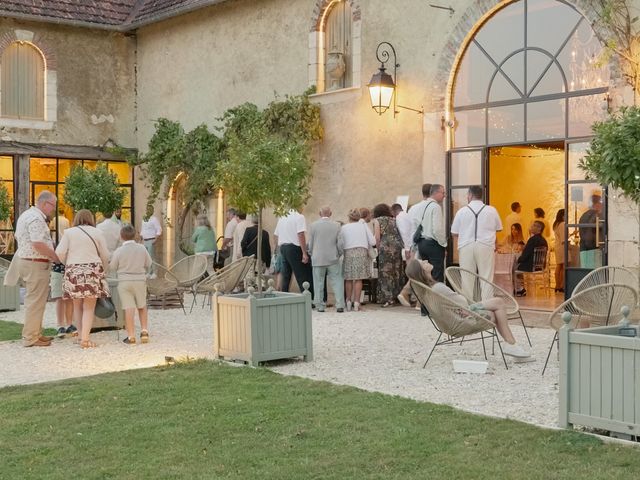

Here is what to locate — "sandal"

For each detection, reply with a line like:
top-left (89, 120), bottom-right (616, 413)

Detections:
top-left (80, 340), bottom-right (97, 349)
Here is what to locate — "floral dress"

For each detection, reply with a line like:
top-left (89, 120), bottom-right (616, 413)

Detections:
top-left (375, 216), bottom-right (405, 304)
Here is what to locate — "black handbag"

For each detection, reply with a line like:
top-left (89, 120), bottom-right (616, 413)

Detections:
top-left (413, 202), bottom-right (434, 245)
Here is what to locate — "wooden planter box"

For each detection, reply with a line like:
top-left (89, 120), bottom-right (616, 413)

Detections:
top-left (559, 315), bottom-right (640, 439)
top-left (0, 270), bottom-right (20, 311)
top-left (213, 289), bottom-right (313, 366)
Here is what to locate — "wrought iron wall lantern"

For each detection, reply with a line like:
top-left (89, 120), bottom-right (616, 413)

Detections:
top-left (367, 42), bottom-right (424, 118)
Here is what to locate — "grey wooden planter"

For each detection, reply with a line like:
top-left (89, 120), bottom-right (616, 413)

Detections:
top-left (213, 284), bottom-right (313, 366)
top-left (559, 308), bottom-right (640, 439)
top-left (0, 270), bottom-right (20, 311)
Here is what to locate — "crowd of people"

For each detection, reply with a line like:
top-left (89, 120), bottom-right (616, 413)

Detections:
top-left (6, 183), bottom-right (602, 360)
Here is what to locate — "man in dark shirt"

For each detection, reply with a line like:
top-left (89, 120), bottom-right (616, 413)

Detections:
top-left (578, 194), bottom-right (603, 268)
top-left (513, 221), bottom-right (548, 296)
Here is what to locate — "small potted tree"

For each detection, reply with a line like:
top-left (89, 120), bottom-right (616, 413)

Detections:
top-left (63, 163), bottom-right (126, 328)
top-left (0, 181), bottom-right (19, 310)
top-left (212, 94), bottom-right (322, 366)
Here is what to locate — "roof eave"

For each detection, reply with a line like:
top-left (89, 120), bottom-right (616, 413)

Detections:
top-left (0, 10), bottom-right (126, 32)
top-left (124, 0), bottom-right (231, 31)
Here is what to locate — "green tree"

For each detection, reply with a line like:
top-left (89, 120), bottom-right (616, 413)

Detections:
top-left (131, 119), bottom-right (223, 254)
top-left (0, 182), bottom-right (11, 223)
top-left (216, 94), bottom-right (321, 293)
top-left (63, 163), bottom-right (125, 216)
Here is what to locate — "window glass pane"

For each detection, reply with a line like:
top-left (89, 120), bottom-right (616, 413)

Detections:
top-left (567, 141), bottom-right (589, 180)
top-left (0, 156), bottom-right (13, 180)
top-left (119, 208), bottom-right (132, 224)
top-left (557, 20), bottom-right (609, 92)
top-left (568, 183), bottom-right (602, 225)
top-left (108, 162), bottom-right (132, 184)
top-left (489, 70), bottom-right (522, 102)
top-left (1, 180), bottom-right (14, 225)
top-left (526, 0), bottom-right (581, 56)
top-left (449, 188), bottom-right (473, 265)
top-left (528, 54), bottom-right (565, 96)
top-left (500, 53), bottom-right (525, 96)
top-left (568, 94), bottom-right (608, 137)
top-left (83, 160), bottom-right (98, 170)
top-left (121, 187), bottom-right (131, 208)
top-left (566, 225), bottom-right (603, 268)
top-left (527, 99), bottom-right (565, 141)
top-left (58, 159), bottom-right (78, 182)
top-left (453, 109), bottom-right (485, 147)
top-left (454, 42), bottom-right (496, 107)
top-left (488, 104), bottom-right (524, 144)
top-left (450, 151), bottom-right (482, 186)
top-left (475, 1), bottom-right (524, 67)
top-left (30, 157), bottom-right (57, 181)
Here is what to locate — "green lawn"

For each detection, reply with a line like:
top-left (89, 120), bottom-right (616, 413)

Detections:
top-left (0, 319), bottom-right (56, 341)
top-left (0, 360), bottom-right (637, 479)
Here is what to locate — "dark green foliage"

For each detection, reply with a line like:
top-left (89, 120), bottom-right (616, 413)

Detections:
top-left (582, 106), bottom-right (640, 203)
top-left (0, 182), bottom-right (11, 222)
top-left (63, 163), bottom-right (126, 215)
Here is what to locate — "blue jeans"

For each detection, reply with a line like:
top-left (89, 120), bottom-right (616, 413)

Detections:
top-left (312, 263), bottom-right (344, 310)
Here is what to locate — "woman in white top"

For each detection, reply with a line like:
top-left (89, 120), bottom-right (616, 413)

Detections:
top-left (552, 209), bottom-right (565, 293)
top-left (405, 258), bottom-right (530, 358)
top-left (56, 209), bottom-right (110, 349)
top-left (341, 209), bottom-right (376, 312)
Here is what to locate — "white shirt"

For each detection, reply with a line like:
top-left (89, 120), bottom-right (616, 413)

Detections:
top-left (232, 219), bottom-right (252, 260)
top-left (141, 215), bottom-right (162, 240)
top-left (15, 206), bottom-right (53, 259)
top-left (340, 221), bottom-right (375, 250)
top-left (97, 217), bottom-right (122, 254)
top-left (224, 217), bottom-right (238, 240)
top-left (409, 199), bottom-right (447, 247)
top-left (450, 200), bottom-right (502, 249)
top-left (57, 215), bottom-right (70, 238)
top-left (504, 212), bottom-right (522, 232)
top-left (394, 211), bottom-right (413, 249)
top-left (274, 211), bottom-right (307, 246)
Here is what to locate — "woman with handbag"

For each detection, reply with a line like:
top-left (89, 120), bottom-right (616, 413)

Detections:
top-left (56, 209), bottom-right (110, 349)
top-left (340, 209), bottom-right (376, 312)
top-left (372, 203), bottom-right (405, 307)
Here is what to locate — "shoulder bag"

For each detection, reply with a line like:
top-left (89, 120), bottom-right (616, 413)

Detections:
top-left (413, 201), bottom-right (435, 245)
top-left (77, 227), bottom-right (116, 320)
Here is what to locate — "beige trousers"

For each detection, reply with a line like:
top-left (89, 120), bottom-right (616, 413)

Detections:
top-left (458, 242), bottom-right (495, 301)
top-left (17, 258), bottom-right (51, 346)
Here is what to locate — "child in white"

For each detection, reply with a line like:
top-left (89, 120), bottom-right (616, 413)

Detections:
top-left (109, 224), bottom-right (153, 345)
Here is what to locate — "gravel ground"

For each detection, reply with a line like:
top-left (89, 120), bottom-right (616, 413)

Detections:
top-left (0, 301), bottom-right (560, 428)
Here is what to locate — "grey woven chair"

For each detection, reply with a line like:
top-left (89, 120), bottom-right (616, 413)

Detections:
top-left (169, 255), bottom-right (208, 291)
top-left (572, 266), bottom-right (639, 305)
top-left (147, 263), bottom-right (186, 314)
top-left (445, 266), bottom-right (531, 346)
top-left (542, 283), bottom-right (638, 375)
top-left (191, 255), bottom-right (255, 312)
top-left (410, 280), bottom-right (508, 369)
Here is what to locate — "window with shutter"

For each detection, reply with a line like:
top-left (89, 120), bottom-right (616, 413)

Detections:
top-left (1, 42), bottom-right (45, 120)
top-left (323, 1), bottom-right (352, 91)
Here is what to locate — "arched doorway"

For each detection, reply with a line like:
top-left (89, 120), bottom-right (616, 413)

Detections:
top-left (447, 0), bottom-right (610, 303)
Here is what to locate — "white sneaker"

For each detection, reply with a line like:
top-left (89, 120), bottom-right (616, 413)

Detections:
top-left (353, 302), bottom-right (360, 312)
top-left (397, 293), bottom-right (411, 307)
top-left (346, 301), bottom-right (352, 312)
top-left (502, 343), bottom-right (530, 358)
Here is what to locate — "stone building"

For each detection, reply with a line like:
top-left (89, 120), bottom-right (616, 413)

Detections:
top-left (0, 0), bottom-right (638, 298)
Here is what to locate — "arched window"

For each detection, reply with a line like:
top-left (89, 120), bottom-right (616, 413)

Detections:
top-left (323, 1), bottom-right (352, 91)
top-left (1, 41), bottom-right (45, 120)
top-left (451, 0), bottom-right (609, 147)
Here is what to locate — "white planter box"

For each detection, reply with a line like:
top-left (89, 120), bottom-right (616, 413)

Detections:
top-left (213, 288), bottom-right (313, 366)
top-left (559, 312), bottom-right (640, 439)
top-left (0, 271), bottom-right (20, 311)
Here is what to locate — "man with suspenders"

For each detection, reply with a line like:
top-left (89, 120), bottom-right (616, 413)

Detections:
top-left (450, 185), bottom-right (502, 300)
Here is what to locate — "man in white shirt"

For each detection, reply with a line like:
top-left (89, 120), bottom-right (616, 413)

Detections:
top-left (232, 212), bottom-right (252, 262)
top-left (411, 184), bottom-right (447, 282)
top-left (222, 208), bottom-right (238, 250)
top-left (504, 202), bottom-right (522, 233)
top-left (391, 203), bottom-right (412, 256)
top-left (56, 209), bottom-right (70, 241)
top-left (450, 185), bottom-right (502, 300)
top-left (274, 209), bottom-right (313, 298)
top-left (140, 205), bottom-right (162, 264)
top-left (97, 210), bottom-right (122, 256)
top-left (10, 191), bottom-right (60, 347)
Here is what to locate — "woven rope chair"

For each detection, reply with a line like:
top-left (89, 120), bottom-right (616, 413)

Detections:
top-left (190, 255), bottom-right (255, 312)
top-left (445, 266), bottom-right (531, 346)
top-left (169, 255), bottom-right (208, 290)
top-left (542, 283), bottom-right (638, 375)
top-left (147, 263), bottom-right (186, 314)
top-left (410, 280), bottom-right (508, 369)
top-left (572, 266), bottom-right (639, 304)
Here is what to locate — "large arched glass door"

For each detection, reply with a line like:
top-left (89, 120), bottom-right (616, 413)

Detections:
top-left (448, 0), bottom-right (610, 299)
